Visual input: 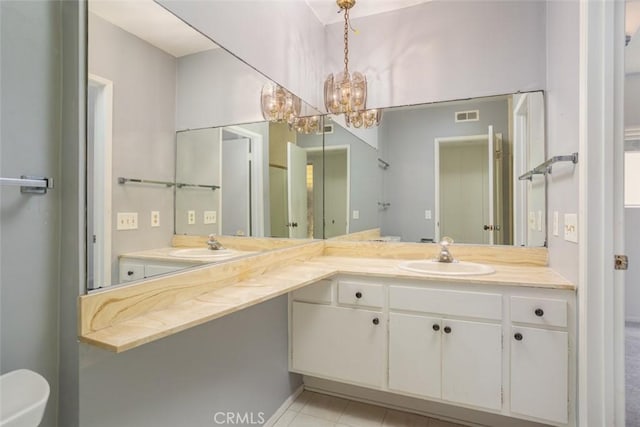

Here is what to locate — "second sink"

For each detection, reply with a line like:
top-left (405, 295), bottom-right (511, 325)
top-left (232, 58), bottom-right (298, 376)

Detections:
top-left (398, 260), bottom-right (495, 276)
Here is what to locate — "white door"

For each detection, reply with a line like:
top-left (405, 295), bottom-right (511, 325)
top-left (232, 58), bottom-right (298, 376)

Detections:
top-left (511, 326), bottom-right (568, 424)
top-left (221, 138), bottom-right (250, 236)
top-left (291, 302), bottom-right (386, 388)
top-left (287, 142), bottom-right (308, 238)
top-left (388, 313), bottom-right (442, 399)
top-left (441, 319), bottom-right (502, 410)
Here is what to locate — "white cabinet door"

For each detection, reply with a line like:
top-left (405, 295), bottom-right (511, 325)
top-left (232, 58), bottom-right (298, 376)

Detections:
top-left (388, 313), bottom-right (441, 399)
top-left (441, 319), bottom-right (502, 410)
top-left (291, 302), bottom-right (386, 388)
top-left (510, 326), bottom-right (568, 424)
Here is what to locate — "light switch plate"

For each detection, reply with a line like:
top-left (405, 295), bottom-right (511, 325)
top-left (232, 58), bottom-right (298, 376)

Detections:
top-left (553, 211), bottom-right (559, 236)
top-left (537, 211), bottom-right (543, 232)
top-left (564, 213), bottom-right (578, 243)
top-left (352, 210), bottom-right (360, 220)
top-left (117, 212), bottom-right (138, 230)
top-left (187, 210), bottom-right (196, 225)
top-left (151, 211), bottom-right (160, 227)
top-left (528, 211), bottom-right (536, 230)
top-left (204, 211), bottom-right (217, 224)
top-left (425, 210), bottom-right (432, 220)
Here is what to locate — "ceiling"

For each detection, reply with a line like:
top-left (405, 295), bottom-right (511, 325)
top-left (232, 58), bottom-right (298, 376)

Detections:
top-left (305, 0), bottom-right (431, 25)
top-left (89, 0), bottom-right (217, 58)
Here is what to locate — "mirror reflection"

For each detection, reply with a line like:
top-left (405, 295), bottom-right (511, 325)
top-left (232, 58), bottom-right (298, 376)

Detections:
top-left (324, 92), bottom-right (546, 246)
top-left (86, 0), bottom-right (319, 290)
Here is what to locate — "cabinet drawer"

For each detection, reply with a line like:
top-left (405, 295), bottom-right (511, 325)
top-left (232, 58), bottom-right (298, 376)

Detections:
top-left (510, 296), bottom-right (567, 328)
top-left (338, 280), bottom-right (384, 308)
top-left (145, 264), bottom-right (186, 277)
top-left (119, 262), bottom-right (144, 282)
top-left (292, 279), bottom-right (334, 304)
top-left (389, 286), bottom-right (502, 320)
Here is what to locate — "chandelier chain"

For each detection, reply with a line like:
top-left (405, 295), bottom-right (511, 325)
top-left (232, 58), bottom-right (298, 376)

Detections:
top-left (343, 8), bottom-right (349, 74)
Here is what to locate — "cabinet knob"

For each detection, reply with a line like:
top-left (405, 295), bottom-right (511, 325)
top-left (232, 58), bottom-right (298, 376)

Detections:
top-left (443, 326), bottom-right (451, 334)
top-left (432, 324), bottom-right (440, 332)
top-left (534, 308), bottom-right (544, 317)
top-left (355, 292), bottom-right (362, 299)
top-left (372, 318), bottom-right (380, 325)
top-left (514, 332), bottom-right (523, 341)
top-left (127, 271), bottom-right (134, 276)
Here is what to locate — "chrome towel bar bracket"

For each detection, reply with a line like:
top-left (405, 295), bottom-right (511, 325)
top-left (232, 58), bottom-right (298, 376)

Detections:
top-left (0, 176), bottom-right (54, 194)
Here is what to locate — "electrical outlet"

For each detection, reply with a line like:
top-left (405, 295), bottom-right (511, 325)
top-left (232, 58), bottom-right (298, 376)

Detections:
top-left (204, 211), bottom-right (217, 224)
top-left (117, 212), bottom-right (138, 230)
top-left (151, 211), bottom-right (160, 227)
top-left (187, 210), bottom-right (196, 225)
top-left (425, 210), bottom-right (432, 220)
top-left (553, 211), bottom-right (559, 236)
top-left (352, 210), bottom-right (359, 220)
top-left (564, 213), bottom-right (578, 243)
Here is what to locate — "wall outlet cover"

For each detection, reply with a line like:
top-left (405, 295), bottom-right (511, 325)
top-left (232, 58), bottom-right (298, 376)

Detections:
top-left (537, 211), bottom-right (543, 232)
top-left (187, 210), bottom-right (196, 225)
top-left (352, 210), bottom-right (360, 220)
top-left (117, 212), bottom-right (138, 230)
top-left (564, 213), bottom-right (578, 243)
top-left (425, 210), bottom-right (432, 220)
top-left (151, 211), bottom-right (160, 227)
top-left (553, 211), bottom-right (559, 236)
top-left (204, 211), bottom-right (217, 224)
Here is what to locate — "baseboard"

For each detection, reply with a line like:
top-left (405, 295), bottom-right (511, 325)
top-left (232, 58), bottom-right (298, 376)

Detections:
top-left (263, 385), bottom-right (304, 427)
top-left (303, 376), bottom-right (551, 427)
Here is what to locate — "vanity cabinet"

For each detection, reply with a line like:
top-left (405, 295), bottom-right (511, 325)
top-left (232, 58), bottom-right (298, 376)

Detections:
top-left (510, 296), bottom-right (569, 424)
top-left (119, 259), bottom-right (194, 282)
top-left (289, 276), bottom-right (575, 427)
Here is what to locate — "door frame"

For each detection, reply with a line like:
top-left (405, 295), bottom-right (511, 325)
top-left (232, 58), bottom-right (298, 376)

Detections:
top-left (578, 1), bottom-right (625, 425)
top-left (225, 126), bottom-right (264, 237)
top-left (434, 133), bottom-right (490, 243)
top-left (87, 74), bottom-right (113, 289)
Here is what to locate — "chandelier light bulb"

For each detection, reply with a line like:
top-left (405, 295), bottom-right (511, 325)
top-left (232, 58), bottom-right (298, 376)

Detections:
top-left (261, 83), bottom-right (301, 123)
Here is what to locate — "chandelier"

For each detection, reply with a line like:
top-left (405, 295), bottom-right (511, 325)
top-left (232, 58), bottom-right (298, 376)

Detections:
top-left (260, 83), bottom-right (301, 123)
top-left (291, 116), bottom-right (321, 134)
top-left (324, 0), bottom-right (380, 128)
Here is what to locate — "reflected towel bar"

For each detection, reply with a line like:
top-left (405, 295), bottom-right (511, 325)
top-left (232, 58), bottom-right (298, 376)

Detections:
top-left (118, 177), bottom-right (220, 190)
top-left (518, 152), bottom-right (579, 181)
top-left (0, 176), bottom-right (54, 194)
top-left (378, 158), bottom-right (390, 170)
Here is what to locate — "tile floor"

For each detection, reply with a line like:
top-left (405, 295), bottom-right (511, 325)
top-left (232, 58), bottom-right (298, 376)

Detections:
top-left (272, 390), bottom-right (467, 427)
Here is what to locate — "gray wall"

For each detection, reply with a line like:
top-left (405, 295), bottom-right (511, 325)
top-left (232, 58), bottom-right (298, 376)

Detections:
top-left (0, 2), bottom-right (62, 426)
top-left (378, 98), bottom-right (510, 243)
top-left (89, 14), bottom-right (176, 285)
top-left (79, 296), bottom-right (301, 427)
top-left (626, 208), bottom-right (640, 321)
top-left (326, 1), bottom-right (546, 109)
top-left (176, 48), bottom-right (269, 131)
top-left (298, 123), bottom-right (381, 236)
top-left (625, 73), bottom-right (640, 128)
top-left (545, 1), bottom-right (580, 284)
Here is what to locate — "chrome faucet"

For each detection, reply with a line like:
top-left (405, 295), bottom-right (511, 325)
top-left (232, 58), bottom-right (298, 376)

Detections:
top-left (207, 234), bottom-right (224, 250)
top-left (436, 236), bottom-right (455, 263)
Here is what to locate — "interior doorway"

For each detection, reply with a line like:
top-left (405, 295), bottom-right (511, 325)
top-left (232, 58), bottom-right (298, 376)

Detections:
top-left (87, 74), bottom-right (113, 290)
top-left (434, 127), bottom-right (503, 245)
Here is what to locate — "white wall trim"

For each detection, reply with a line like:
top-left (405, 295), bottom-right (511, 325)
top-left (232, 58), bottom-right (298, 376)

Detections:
top-left (88, 73), bottom-right (113, 289)
top-left (577, 1), bottom-right (625, 425)
top-left (262, 385), bottom-right (304, 427)
top-left (226, 125), bottom-right (265, 237)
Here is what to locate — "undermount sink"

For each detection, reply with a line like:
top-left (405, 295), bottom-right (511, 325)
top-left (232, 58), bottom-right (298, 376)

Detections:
top-left (398, 260), bottom-right (495, 276)
top-left (168, 248), bottom-right (237, 259)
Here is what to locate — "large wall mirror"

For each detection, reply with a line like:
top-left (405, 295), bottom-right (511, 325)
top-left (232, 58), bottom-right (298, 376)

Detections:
top-left (86, 0), bottom-right (323, 291)
top-left (321, 92), bottom-right (546, 247)
top-left (85, 0), bottom-right (547, 293)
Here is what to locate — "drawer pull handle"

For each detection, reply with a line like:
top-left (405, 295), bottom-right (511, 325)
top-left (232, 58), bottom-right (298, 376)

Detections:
top-left (432, 324), bottom-right (440, 332)
top-left (355, 292), bottom-right (362, 299)
top-left (443, 326), bottom-right (451, 334)
top-left (127, 270), bottom-right (134, 276)
top-left (514, 333), bottom-right (523, 341)
top-left (372, 318), bottom-right (380, 325)
top-left (534, 308), bottom-right (544, 317)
